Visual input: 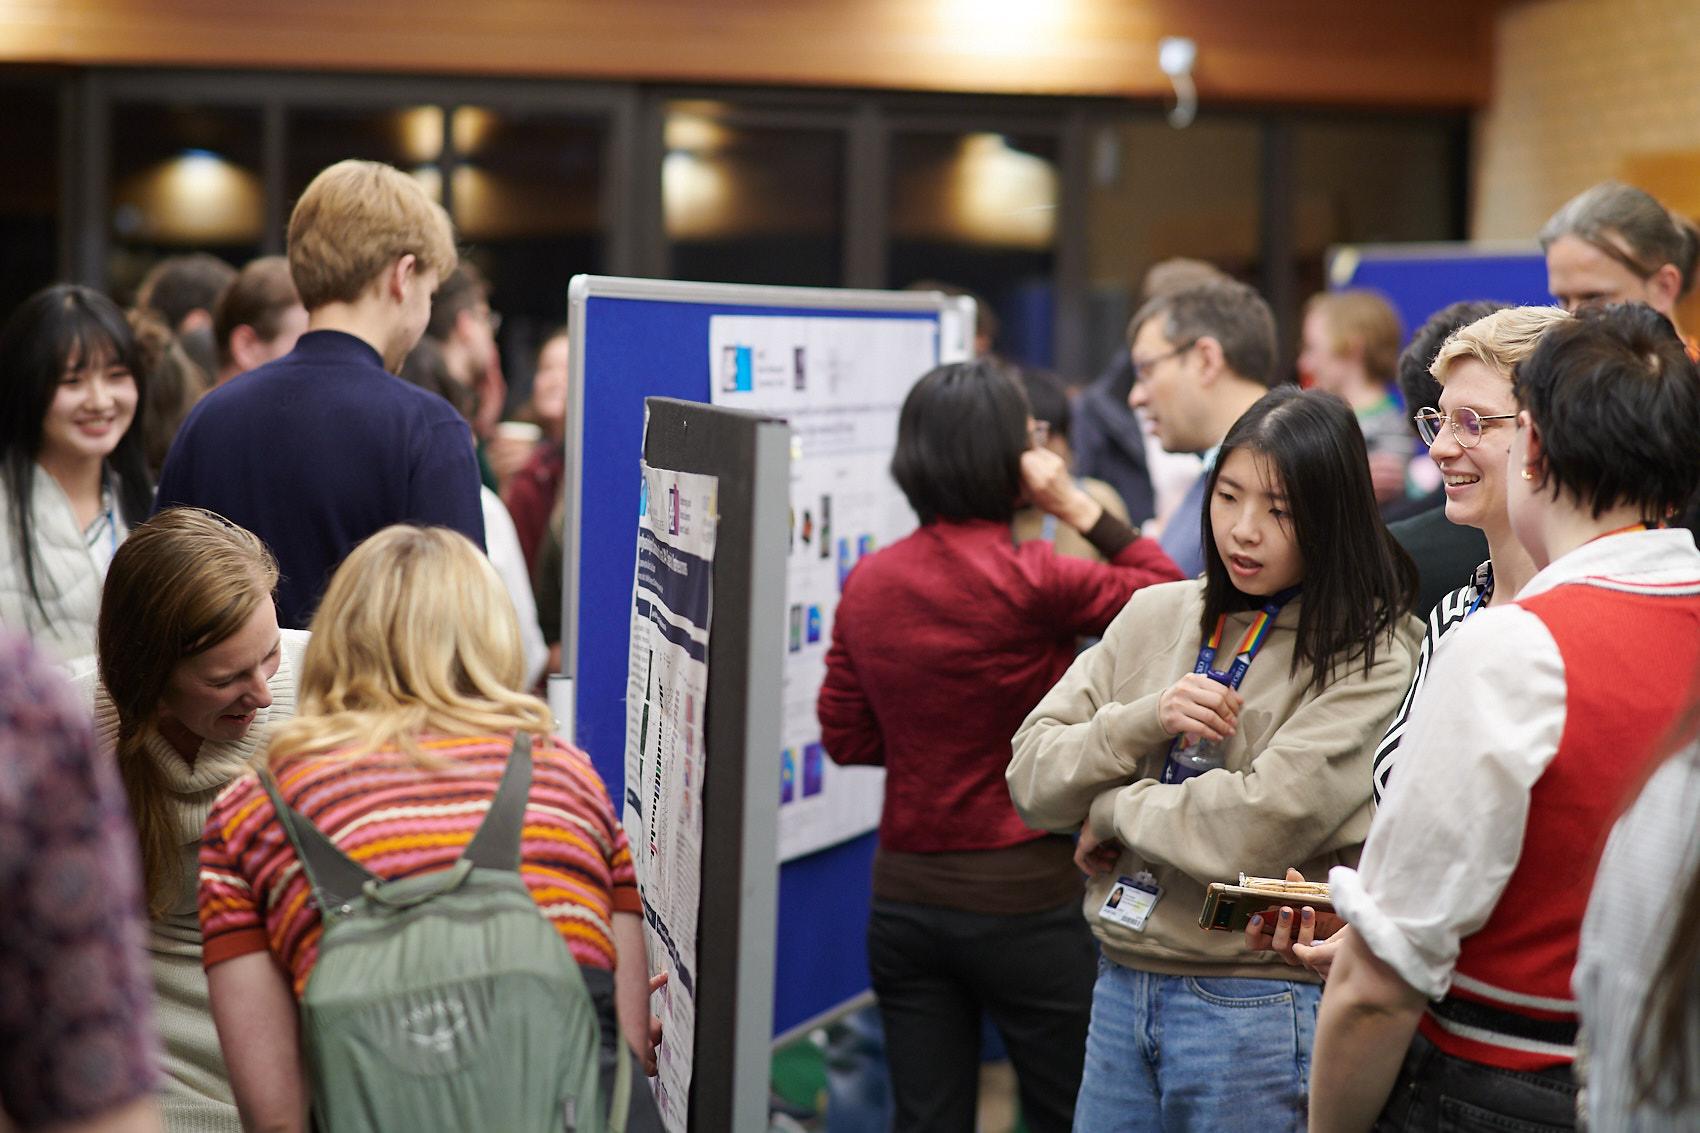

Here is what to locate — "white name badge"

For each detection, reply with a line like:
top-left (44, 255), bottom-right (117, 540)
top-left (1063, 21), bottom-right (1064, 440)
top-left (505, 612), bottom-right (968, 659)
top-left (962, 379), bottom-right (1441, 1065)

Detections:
top-left (1098, 872), bottom-right (1162, 933)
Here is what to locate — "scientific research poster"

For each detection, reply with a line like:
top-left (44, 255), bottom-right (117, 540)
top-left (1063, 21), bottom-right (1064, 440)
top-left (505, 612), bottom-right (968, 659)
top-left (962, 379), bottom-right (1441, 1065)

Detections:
top-left (623, 460), bottom-right (717, 1133)
top-left (708, 314), bottom-right (939, 861)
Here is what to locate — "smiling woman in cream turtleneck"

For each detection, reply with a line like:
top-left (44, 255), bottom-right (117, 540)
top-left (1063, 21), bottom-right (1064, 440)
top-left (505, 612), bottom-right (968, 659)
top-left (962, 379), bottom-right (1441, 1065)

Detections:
top-left (70, 507), bottom-right (305, 1133)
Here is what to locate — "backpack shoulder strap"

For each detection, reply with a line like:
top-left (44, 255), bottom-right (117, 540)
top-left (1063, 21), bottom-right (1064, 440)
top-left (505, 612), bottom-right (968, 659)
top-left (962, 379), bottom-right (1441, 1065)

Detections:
top-left (462, 732), bottom-right (534, 873)
top-left (258, 767), bottom-right (380, 914)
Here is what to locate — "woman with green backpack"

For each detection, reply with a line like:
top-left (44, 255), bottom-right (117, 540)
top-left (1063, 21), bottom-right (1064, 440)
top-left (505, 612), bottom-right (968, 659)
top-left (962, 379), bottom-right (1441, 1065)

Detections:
top-left (197, 525), bottom-right (663, 1133)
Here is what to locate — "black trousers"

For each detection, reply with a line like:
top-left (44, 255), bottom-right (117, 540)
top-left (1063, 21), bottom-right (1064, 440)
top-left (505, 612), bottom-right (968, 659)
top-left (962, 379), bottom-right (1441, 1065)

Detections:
top-left (867, 897), bottom-right (1096, 1133)
top-left (1374, 1032), bottom-right (1578, 1132)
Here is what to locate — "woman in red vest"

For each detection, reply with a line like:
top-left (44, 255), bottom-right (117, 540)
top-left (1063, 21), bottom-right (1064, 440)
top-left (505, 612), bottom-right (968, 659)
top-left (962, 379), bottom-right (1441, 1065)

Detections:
top-left (1308, 302), bottom-right (1700, 1131)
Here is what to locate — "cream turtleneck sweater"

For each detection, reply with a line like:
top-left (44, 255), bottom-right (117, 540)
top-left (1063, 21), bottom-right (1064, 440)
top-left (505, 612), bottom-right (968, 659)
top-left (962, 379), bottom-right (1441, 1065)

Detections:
top-left (72, 628), bottom-right (308, 1133)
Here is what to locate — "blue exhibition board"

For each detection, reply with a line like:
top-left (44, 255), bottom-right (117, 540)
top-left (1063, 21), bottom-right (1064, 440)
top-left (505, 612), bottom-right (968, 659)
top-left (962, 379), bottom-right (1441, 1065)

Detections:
top-left (1330, 243), bottom-right (1555, 339)
top-left (569, 281), bottom-right (954, 1040)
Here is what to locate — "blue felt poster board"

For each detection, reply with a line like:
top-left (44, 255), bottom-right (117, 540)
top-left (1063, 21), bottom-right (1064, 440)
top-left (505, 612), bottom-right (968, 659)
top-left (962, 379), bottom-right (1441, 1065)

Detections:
top-left (1328, 242), bottom-right (1555, 339)
top-left (564, 277), bottom-right (968, 1040)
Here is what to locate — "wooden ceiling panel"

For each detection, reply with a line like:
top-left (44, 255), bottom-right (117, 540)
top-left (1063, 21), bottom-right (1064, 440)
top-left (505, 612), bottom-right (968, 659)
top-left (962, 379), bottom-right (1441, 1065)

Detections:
top-left (0, 0), bottom-right (1493, 107)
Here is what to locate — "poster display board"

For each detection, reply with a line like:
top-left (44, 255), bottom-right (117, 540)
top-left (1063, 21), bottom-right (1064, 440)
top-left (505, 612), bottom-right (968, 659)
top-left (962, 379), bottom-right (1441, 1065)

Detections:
top-left (563, 277), bottom-right (973, 1057)
top-left (707, 314), bottom-right (938, 861)
top-left (623, 459), bottom-right (718, 1132)
top-left (1327, 242), bottom-right (1553, 336)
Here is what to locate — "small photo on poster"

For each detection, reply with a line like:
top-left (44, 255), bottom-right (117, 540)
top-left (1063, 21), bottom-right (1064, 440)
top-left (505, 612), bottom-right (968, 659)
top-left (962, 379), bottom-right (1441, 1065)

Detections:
top-left (802, 742), bottom-right (825, 798)
top-left (735, 345), bottom-right (754, 391)
top-left (720, 344), bottom-right (739, 393)
top-left (801, 509), bottom-right (814, 548)
top-left (837, 538), bottom-right (854, 590)
top-left (858, 533), bottom-right (875, 558)
top-left (806, 605), bottom-right (822, 645)
top-left (794, 346), bottom-right (807, 391)
top-left (819, 495), bottom-right (832, 560)
top-left (788, 604), bottom-right (803, 653)
top-left (780, 748), bottom-right (796, 804)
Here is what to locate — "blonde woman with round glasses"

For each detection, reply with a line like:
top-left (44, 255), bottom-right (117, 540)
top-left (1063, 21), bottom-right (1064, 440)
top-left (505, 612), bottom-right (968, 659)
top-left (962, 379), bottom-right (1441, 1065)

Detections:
top-left (1247, 305), bottom-right (1571, 974)
top-left (1370, 305), bottom-right (1571, 803)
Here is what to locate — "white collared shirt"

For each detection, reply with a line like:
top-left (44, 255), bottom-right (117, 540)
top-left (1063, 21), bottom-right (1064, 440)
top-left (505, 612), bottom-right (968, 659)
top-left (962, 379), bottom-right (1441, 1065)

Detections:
top-left (1332, 527), bottom-right (1700, 999)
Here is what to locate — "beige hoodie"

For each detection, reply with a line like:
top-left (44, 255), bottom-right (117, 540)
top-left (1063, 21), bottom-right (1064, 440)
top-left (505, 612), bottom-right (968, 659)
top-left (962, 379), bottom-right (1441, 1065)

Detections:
top-left (1008, 578), bottom-right (1420, 981)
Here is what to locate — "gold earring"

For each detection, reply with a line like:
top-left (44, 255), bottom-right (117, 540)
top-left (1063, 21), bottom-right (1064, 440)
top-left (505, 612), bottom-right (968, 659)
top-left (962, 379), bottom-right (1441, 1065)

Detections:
top-left (1521, 467), bottom-right (1535, 481)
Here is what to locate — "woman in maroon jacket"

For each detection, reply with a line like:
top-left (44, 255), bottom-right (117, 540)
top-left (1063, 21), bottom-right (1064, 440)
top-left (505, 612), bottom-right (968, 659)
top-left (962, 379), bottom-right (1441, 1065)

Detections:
top-left (818, 359), bottom-right (1181, 1133)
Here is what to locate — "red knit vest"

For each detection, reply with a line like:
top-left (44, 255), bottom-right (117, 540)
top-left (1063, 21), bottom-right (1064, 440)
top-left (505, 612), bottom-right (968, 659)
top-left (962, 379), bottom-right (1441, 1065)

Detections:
top-left (1418, 577), bottom-right (1700, 1071)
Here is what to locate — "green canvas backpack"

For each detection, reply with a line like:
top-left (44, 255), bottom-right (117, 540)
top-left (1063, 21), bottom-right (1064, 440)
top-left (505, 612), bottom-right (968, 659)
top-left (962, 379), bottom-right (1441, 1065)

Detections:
top-left (259, 734), bottom-right (630, 1133)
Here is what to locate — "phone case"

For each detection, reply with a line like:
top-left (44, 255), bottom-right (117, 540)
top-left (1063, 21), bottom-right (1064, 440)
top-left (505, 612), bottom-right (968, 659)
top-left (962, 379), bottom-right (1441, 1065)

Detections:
top-left (1198, 880), bottom-right (1336, 932)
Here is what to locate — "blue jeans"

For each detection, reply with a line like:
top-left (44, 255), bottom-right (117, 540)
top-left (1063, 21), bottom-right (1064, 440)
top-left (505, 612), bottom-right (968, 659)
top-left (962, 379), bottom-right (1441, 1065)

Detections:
top-left (1073, 957), bottom-right (1320, 1133)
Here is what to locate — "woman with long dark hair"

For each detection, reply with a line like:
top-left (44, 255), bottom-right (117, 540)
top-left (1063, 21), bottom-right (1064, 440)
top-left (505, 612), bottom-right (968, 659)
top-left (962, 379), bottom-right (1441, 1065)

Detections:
top-left (818, 359), bottom-right (1181, 1132)
top-left (1009, 386), bottom-right (1421, 1132)
top-left (1310, 303), bottom-right (1700, 1131)
top-left (0, 284), bottom-right (151, 661)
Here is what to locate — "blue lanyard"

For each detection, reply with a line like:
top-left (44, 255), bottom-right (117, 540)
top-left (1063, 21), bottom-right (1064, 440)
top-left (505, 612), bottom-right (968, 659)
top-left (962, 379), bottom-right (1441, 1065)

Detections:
top-left (1192, 585), bottom-right (1300, 692)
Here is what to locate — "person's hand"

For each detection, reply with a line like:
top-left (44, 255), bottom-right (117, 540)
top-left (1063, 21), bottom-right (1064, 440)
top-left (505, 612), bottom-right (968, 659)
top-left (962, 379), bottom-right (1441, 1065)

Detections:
top-left (1292, 932), bottom-right (1347, 981)
top-left (1020, 448), bottom-right (1103, 533)
top-left (1158, 674), bottom-right (1243, 742)
top-left (1368, 452), bottom-right (1408, 504)
top-left (637, 970), bottom-right (668, 1077)
top-left (1243, 869), bottom-right (1347, 977)
top-left (1074, 821), bottom-right (1121, 876)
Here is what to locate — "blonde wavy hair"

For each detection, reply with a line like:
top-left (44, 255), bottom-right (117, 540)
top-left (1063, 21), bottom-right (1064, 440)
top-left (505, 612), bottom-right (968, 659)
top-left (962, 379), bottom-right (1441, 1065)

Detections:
top-left (267, 525), bottom-right (552, 765)
top-left (1430, 305), bottom-right (1571, 384)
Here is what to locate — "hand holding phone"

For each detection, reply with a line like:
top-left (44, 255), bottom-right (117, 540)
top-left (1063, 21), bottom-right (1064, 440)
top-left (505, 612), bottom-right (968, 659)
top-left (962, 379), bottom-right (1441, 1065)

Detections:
top-left (1198, 872), bottom-right (1336, 933)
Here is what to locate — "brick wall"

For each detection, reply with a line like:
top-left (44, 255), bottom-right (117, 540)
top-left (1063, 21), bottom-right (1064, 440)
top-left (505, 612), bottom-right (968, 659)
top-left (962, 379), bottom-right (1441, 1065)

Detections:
top-left (1474, 0), bottom-right (1700, 240)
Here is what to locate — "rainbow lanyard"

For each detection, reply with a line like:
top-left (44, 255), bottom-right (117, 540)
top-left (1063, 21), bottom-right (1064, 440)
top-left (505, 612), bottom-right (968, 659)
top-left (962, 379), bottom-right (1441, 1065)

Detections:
top-left (1192, 586), bottom-right (1300, 691)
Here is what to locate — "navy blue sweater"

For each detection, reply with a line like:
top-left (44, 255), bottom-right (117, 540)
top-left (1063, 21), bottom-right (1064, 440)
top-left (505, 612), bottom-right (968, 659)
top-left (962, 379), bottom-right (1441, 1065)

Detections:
top-left (156, 331), bottom-right (485, 628)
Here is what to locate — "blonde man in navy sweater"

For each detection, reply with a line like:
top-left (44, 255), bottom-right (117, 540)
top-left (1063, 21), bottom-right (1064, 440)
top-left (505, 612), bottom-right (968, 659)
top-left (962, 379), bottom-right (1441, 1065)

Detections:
top-left (156, 160), bottom-right (482, 628)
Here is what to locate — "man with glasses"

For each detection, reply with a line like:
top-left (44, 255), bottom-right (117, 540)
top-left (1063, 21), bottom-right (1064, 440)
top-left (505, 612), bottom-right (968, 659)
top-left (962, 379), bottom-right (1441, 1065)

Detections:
top-left (1126, 281), bottom-right (1281, 577)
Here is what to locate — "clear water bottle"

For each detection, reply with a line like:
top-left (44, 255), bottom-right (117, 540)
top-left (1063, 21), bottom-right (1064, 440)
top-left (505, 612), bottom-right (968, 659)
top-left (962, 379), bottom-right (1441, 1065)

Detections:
top-left (1160, 735), bottom-right (1227, 784)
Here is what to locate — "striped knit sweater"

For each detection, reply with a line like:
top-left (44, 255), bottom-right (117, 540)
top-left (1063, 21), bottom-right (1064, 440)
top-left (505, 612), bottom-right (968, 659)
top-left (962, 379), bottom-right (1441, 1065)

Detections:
top-left (198, 733), bottom-right (639, 996)
top-left (70, 628), bottom-right (309, 1133)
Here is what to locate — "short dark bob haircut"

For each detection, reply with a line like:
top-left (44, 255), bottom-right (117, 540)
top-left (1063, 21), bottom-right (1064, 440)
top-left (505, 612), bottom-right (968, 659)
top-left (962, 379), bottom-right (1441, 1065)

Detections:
top-left (891, 359), bottom-right (1029, 526)
top-left (1199, 386), bottom-right (1417, 695)
top-left (1512, 302), bottom-right (1700, 521)
top-left (0, 284), bottom-right (152, 617)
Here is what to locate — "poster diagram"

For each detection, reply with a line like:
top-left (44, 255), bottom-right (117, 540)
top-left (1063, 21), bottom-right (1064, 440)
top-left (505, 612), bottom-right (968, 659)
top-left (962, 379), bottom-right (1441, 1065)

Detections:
top-left (709, 315), bottom-right (938, 861)
top-left (623, 460), bottom-right (717, 1133)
